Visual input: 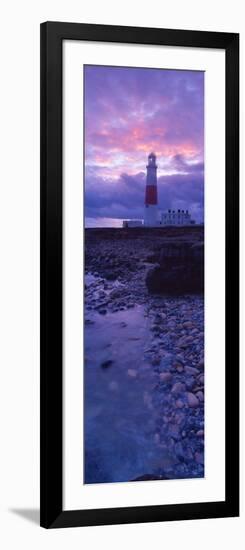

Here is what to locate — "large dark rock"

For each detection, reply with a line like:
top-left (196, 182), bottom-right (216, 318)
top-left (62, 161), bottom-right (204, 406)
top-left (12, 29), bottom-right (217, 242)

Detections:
top-left (146, 241), bottom-right (204, 294)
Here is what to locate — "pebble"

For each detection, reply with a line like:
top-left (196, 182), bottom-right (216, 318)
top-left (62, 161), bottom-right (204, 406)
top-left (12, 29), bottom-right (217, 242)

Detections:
top-left (176, 335), bottom-right (193, 348)
top-left (171, 382), bottom-right (185, 394)
top-left (185, 377), bottom-right (195, 391)
top-left (187, 392), bottom-right (199, 408)
top-left (195, 451), bottom-right (204, 465)
top-left (159, 372), bottom-right (172, 383)
top-left (198, 374), bottom-right (205, 385)
top-left (185, 366), bottom-right (199, 376)
top-left (127, 369), bottom-right (137, 378)
top-left (196, 390), bottom-right (204, 402)
top-left (176, 365), bottom-right (184, 373)
top-left (183, 321), bottom-right (193, 329)
top-left (197, 359), bottom-right (204, 370)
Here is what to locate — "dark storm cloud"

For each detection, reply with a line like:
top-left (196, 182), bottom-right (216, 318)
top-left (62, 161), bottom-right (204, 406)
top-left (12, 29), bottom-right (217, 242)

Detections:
top-left (85, 169), bottom-right (204, 223)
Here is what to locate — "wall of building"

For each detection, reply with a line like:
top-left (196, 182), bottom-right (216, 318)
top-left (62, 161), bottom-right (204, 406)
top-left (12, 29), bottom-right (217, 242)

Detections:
top-left (161, 209), bottom-right (194, 226)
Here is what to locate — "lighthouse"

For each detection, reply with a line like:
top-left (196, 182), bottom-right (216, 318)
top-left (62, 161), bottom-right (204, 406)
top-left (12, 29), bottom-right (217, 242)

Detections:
top-left (144, 152), bottom-right (159, 226)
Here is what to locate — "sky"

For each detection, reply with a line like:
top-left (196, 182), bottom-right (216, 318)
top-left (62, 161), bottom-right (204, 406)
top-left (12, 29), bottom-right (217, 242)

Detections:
top-left (84, 65), bottom-right (204, 226)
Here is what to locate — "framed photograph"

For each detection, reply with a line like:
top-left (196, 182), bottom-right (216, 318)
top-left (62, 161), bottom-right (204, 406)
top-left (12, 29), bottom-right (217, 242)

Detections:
top-left (40, 22), bottom-right (239, 528)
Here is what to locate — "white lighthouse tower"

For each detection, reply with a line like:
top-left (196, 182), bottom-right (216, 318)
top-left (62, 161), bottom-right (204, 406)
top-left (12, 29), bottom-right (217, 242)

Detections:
top-left (144, 152), bottom-right (159, 226)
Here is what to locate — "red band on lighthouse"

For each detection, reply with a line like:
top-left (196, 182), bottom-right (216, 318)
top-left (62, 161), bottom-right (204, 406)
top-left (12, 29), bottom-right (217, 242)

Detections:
top-left (145, 185), bottom-right (158, 205)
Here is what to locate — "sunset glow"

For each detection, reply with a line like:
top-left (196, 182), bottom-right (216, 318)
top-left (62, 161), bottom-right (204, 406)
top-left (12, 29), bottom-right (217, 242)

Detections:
top-left (84, 65), bottom-right (204, 225)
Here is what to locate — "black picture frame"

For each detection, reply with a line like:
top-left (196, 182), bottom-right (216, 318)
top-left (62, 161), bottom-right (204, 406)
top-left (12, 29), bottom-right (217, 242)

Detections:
top-left (40, 21), bottom-right (239, 528)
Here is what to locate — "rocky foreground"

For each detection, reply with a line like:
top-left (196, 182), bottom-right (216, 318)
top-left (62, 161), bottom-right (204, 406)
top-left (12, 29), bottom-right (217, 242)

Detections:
top-left (85, 226), bottom-right (205, 481)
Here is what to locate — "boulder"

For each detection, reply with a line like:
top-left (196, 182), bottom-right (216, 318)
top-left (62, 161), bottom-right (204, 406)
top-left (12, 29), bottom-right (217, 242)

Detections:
top-left (145, 241), bottom-right (204, 294)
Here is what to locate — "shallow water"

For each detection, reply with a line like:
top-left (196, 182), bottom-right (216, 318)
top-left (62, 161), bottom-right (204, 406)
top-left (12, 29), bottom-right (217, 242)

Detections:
top-left (84, 274), bottom-right (204, 484)
top-left (84, 305), bottom-right (168, 483)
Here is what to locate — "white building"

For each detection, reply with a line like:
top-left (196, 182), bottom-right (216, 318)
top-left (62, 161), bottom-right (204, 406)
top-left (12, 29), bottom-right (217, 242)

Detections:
top-left (161, 209), bottom-right (195, 226)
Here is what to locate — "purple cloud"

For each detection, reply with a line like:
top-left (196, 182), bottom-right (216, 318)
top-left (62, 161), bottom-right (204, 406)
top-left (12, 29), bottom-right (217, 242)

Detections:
top-left (84, 65), bottom-right (204, 225)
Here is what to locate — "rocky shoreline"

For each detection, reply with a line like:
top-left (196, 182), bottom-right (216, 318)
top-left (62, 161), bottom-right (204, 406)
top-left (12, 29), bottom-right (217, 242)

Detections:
top-left (85, 227), bottom-right (204, 482)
